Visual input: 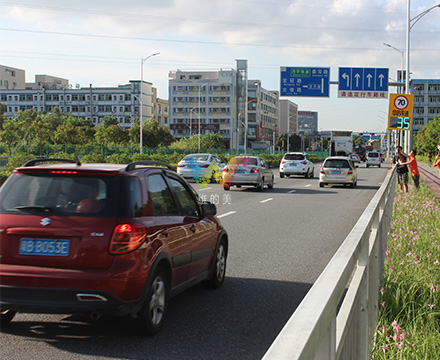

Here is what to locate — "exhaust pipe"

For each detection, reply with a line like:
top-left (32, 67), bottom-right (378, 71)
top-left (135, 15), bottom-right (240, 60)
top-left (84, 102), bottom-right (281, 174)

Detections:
top-left (76, 293), bottom-right (108, 302)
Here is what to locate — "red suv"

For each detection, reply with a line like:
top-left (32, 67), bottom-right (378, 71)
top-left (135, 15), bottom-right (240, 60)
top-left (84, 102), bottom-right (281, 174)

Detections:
top-left (0, 159), bottom-right (228, 335)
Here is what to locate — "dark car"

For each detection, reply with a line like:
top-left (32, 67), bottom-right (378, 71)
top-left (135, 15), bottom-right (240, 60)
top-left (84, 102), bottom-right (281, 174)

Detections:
top-left (0, 159), bottom-right (228, 335)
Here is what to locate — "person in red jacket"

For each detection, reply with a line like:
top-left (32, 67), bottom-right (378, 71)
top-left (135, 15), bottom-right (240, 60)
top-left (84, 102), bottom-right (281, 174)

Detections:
top-left (400, 149), bottom-right (420, 189)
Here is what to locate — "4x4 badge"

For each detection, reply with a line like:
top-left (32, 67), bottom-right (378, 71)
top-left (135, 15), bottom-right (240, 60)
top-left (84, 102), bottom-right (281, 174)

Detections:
top-left (41, 218), bottom-right (51, 226)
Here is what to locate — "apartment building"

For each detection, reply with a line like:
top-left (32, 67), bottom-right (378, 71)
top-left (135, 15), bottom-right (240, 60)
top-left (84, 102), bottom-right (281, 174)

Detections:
top-left (412, 79), bottom-right (440, 131)
top-left (168, 67), bottom-right (240, 149)
top-left (168, 60), bottom-right (279, 151)
top-left (152, 87), bottom-right (169, 128)
top-left (279, 99), bottom-right (298, 136)
top-left (0, 68), bottom-right (172, 130)
top-left (0, 65), bottom-right (25, 90)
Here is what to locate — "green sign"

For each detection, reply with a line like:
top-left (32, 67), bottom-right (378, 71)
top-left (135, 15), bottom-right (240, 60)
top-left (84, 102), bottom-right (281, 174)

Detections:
top-left (290, 68), bottom-right (311, 77)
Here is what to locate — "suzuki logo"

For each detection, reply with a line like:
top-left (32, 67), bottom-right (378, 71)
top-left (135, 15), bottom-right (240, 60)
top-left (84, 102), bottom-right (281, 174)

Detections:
top-left (41, 217), bottom-right (51, 226)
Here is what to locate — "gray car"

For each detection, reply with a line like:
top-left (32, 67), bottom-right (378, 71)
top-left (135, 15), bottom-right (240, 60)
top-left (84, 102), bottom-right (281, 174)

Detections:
top-left (222, 156), bottom-right (274, 191)
top-left (319, 156), bottom-right (358, 188)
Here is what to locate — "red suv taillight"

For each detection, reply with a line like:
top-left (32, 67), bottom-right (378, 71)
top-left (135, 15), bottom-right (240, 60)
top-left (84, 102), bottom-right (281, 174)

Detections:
top-left (251, 168), bottom-right (259, 174)
top-left (348, 169), bottom-right (353, 175)
top-left (301, 161), bottom-right (307, 165)
top-left (320, 167), bottom-right (325, 174)
top-left (109, 224), bottom-right (146, 254)
top-left (200, 164), bottom-right (210, 168)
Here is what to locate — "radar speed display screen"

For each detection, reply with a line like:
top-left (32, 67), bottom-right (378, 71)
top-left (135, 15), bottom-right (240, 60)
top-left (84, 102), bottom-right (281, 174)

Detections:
top-left (388, 94), bottom-right (414, 131)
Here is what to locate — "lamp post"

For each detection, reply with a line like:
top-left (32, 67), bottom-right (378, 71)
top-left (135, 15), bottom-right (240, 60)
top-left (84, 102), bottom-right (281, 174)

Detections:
top-left (383, 42), bottom-right (405, 147)
top-left (139, 52), bottom-right (160, 154)
top-left (405, 1), bottom-right (440, 154)
top-left (198, 83), bottom-right (209, 152)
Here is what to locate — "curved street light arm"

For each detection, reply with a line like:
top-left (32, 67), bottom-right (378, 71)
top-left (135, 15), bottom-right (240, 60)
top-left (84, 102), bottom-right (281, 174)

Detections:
top-left (410, 4), bottom-right (440, 29)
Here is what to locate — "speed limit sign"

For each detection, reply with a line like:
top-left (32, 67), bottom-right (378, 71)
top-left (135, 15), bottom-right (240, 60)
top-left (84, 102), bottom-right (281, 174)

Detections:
top-left (388, 94), bottom-right (414, 131)
top-left (394, 95), bottom-right (409, 110)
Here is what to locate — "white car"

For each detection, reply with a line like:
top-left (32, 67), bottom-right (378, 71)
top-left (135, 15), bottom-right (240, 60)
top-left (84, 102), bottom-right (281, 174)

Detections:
top-left (319, 156), bottom-right (358, 188)
top-left (177, 154), bottom-right (225, 183)
top-left (279, 152), bottom-right (314, 178)
top-left (366, 151), bottom-right (381, 168)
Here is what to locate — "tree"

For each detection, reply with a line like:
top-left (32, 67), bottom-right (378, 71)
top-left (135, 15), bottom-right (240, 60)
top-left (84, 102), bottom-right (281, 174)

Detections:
top-left (142, 119), bottom-right (175, 148)
top-left (101, 116), bottom-right (118, 128)
top-left (414, 117), bottom-right (440, 155)
top-left (0, 119), bottom-right (21, 155)
top-left (105, 125), bottom-right (129, 146)
top-left (201, 133), bottom-right (225, 150)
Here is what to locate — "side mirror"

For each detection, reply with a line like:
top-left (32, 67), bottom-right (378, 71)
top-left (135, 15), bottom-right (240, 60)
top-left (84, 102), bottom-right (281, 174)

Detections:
top-left (200, 202), bottom-right (217, 217)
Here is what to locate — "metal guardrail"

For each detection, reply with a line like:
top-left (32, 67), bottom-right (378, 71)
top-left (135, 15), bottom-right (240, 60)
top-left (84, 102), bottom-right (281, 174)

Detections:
top-left (263, 166), bottom-right (396, 360)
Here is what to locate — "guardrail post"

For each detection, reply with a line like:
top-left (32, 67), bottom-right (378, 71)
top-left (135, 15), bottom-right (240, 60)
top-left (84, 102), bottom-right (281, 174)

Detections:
top-left (315, 316), bottom-right (336, 360)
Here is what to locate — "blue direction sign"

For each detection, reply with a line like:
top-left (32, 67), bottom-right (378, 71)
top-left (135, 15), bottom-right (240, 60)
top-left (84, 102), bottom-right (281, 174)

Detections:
top-left (338, 67), bottom-right (388, 99)
top-left (280, 67), bottom-right (330, 97)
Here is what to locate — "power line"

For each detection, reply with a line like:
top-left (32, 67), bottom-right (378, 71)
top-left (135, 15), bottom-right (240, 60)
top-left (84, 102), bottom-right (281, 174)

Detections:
top-left (0, 27), bottom-right (419, 50)
top-left (0, 1), bottom-right (420, 34)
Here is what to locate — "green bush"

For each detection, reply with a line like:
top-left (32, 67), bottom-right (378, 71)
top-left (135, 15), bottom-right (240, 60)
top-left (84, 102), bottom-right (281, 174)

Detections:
top-left (0, 170), bottom-right (12, 186)
top-left (4, 153), bottom-right (36, 170)
top-left (106, 153), bottom-right (131, 164)
top-left (81, 153), bottom-right (106, 163)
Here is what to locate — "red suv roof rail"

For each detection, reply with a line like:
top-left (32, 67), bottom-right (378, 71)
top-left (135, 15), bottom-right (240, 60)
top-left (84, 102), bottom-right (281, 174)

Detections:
top-left (23, 158), bottom-right (81, 167)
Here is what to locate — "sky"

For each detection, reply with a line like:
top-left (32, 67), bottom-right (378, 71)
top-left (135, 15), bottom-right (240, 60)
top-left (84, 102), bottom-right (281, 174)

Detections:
top-left (1, 0), bottom-right (439, 133)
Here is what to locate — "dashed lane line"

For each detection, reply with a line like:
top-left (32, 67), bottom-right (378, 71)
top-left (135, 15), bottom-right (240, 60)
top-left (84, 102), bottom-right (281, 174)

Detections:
top-left (260, 198), bottom-right (273, 203)
top-left (217, 211), bottom-right (237, 218)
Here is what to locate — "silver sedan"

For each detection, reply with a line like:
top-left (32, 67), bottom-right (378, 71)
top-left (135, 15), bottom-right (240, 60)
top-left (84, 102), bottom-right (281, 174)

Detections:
top-left (222, 156), bottom-right (274, 191)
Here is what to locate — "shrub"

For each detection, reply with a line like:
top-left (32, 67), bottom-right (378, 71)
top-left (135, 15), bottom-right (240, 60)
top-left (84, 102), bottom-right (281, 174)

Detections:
top-left (106, 153), bottom-right (131, 164)
top-left (81, 153), bottom-right (106, 163)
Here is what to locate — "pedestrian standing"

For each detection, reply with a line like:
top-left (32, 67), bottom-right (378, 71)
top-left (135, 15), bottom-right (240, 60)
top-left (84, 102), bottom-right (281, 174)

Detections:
top-left (400, 149), bottom-right (420, 189)
top-left (393, 146), bottom-right (409, 193)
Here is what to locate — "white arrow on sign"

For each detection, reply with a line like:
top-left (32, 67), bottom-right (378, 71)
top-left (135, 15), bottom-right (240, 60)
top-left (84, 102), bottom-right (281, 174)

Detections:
top-left (366, 73), bottom-right (373, 87)
top-left (354, 73), bottom-right (361, 87)
top-left (378, 74), bottom-right (385, 87)
top-left (342, 73), bottom-right (350, 87)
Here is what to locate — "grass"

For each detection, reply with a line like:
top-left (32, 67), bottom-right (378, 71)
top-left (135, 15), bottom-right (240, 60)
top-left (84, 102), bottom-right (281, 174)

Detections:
top-left (371, 181), bottom-right (440, 359)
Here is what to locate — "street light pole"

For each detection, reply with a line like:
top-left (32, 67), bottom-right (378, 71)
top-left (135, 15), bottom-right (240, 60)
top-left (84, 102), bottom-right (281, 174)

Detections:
top-left (405, 1), bottom-right (440, 154)
top-left (198, 83), bottom-right (209, 152)
top-left (383, 42), bottom-right (405, 147)
top-left (139, 52), bottom-right (160, 154)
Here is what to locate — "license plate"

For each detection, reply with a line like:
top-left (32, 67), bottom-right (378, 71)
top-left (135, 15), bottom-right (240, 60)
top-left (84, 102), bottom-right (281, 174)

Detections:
top-left (289, 163), bottom-right (297, 167)
top-left (235, 169), bottom-right (245, 174)
top-left (19, 238), bottom-right (70, 256)
top-left (332, 171), bottom-right (341, 174)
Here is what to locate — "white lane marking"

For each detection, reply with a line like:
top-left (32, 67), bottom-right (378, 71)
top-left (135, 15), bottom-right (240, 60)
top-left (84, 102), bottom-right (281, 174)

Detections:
top-left (198, 187), bottom-right (212, 191)
top-left (217, 211), bottom-right (237, 218)
top-left (305, 184), bottom-right (312, 188)
top-left (260, 198), bottom-right (273, 203)
top-left (288, 190), bottom-right (297, 193)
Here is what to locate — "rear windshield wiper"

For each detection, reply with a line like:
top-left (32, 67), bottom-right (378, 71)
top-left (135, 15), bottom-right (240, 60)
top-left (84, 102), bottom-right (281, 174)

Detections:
top-left (15, 205), bottom-right (55, 213)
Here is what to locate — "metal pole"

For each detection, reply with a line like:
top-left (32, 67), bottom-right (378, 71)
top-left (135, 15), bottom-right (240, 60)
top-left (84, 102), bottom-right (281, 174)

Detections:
top-left (405, 0), bottom-right (411, 155)
top-left (139, 52), bottom-right (160, 154)
top-left (140, 57), bottom-right (143, 154)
